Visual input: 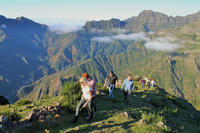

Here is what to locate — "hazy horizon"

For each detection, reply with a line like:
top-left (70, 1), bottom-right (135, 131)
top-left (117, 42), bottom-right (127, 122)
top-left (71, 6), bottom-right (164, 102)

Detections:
top-left (0, 0), bottom-right (200, 22)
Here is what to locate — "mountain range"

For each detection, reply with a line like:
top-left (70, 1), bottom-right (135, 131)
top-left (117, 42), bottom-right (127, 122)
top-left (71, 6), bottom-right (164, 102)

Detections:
top-left (0, 10), bottom-right (200, 109)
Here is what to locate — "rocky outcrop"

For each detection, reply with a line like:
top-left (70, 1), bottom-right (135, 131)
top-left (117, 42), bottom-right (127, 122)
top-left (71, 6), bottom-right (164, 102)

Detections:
top-left (84, 10), bottom-right (200, 32)
top-left (27, 103), bottom-right (62, 122)
top-left (84, 18), bottom-right (127, 31)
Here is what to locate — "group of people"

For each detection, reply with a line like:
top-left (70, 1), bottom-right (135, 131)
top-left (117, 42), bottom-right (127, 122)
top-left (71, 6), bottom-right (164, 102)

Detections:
top-left (71, 71), bottom-right (155, 123)
top-left (141, 78), bottom-right (156, 88)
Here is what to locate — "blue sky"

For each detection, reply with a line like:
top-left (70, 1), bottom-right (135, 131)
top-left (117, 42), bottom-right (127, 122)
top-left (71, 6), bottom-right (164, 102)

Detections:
top-left (0, 0), bottom-right (199, 24)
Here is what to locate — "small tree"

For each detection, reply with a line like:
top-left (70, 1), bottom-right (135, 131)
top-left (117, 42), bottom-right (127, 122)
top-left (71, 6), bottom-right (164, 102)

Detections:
top-left (0, 96), bottom-right (9, 105)
top-left (60, 81), bottom-right (82, 111)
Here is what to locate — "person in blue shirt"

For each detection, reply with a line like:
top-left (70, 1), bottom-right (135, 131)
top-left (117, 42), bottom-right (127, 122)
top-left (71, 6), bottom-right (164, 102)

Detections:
top-left (121, 74), bottom-right (134, 104)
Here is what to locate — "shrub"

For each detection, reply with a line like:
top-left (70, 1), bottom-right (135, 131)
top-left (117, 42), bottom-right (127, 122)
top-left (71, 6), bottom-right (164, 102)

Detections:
top-left (15, 98), bottom-right (32, 105)
top-left (0, 96), bottom-right (9, 105)
top-left (43, 94), bottom-right (50, 100)
top-left (97, 82), bottom-right (106, 91)
top-left (60, 81), bottom-right (82, 111)
top-left (134, 75), bottom-right (142, 81)
top-left (142, 112), bottom-right (165, 124)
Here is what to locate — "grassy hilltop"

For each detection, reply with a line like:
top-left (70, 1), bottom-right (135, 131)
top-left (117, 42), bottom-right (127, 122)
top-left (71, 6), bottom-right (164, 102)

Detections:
top-left (1, 80), bottom-right (200, 133)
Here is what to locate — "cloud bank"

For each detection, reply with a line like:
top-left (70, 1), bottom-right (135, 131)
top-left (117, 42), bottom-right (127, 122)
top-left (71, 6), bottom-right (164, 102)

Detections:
top-left (91, 32), bottom-right (180, 51)
top-left (145, 38), bottom-right (179, 51)
top-left (92, 36), bottom-right (114, 43)
top-left (49, 24), bottom-right (83, 33)
top-left (33, 18), bottom-right (85, 33)
top-left (0, 24), bottom-right (6, 28)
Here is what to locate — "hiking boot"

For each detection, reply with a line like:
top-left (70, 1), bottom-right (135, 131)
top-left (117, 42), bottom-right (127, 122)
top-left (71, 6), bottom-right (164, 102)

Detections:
top-left (70, 116), bottom-right (78, 123)
top-left (86, 116), bottom-right (93, 121)
top-left (86, 112), bottom-right (93, 121)
top-left (93, 110), bottom-right (98, 116)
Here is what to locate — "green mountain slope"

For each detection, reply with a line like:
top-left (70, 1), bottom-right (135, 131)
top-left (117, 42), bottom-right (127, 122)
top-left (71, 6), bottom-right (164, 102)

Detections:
top-left (17, 20), bottom-right (200, 109)
top-left (0, 15), bottom-right (57, 100)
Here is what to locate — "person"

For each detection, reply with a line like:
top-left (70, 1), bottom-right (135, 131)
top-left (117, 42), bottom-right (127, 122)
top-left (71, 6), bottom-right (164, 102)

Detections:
top-left (150, 79), bottom-right (156, 88)
top-left (82, 73), bottom-right (98, 116)
top-left (141, 78), bottom-right (145, 88)
top-left (103, 70), bottom-right (118, 99)
top-left (121, 74), bottom-right (134, 104)
top-left (146, 78), bottom-right (150, 88)
top-left (71, 77), bottom-right (94, 123)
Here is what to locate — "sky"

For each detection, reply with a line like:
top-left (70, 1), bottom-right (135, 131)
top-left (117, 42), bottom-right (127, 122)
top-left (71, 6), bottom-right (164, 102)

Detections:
top-left (0, 0), bottom-right (199, 25)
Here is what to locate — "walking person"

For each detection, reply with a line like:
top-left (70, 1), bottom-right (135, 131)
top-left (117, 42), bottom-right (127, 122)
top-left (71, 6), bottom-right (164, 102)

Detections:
top-left (82, 73), bottom-right (98, 116)
top-left (71, 77), bottom-right (94, 123)
top-left (141, 78), bottom-right (145, 88)
top-left (150, 79), bottom-right (156, 88)
top-left (103, 70), bottom-right (118, 99)
top-left (121, 74), bottom-right (134, 104)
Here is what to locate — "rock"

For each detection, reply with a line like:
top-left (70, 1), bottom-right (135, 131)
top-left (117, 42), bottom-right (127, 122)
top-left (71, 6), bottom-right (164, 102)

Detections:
top-left (56, 102), bottom-right (61, 107)
top-left (91, 121), bottom-right (103, 126)
top-left (137, 119), bottom-right (146, 126)
top-left (73, 127), bottom-right (80, 131)
top-left (27, 104), bottom-right (62, 122)
top-left (0, 115), bottom-right (8, 131)
top-left (101, 92), bottom-right (106, 96)
top-left (120, 112), bottom-right (130, 118)
top-left (0, 115), bottom-right (8, 124)
top-left (157, 122), bottom-right (167, 128)
top-left (54, 114), bottom-right (60, 119)
top-left (123, 112), bottom-right (129, 118)
top-left (45, 129), bottom-right (50, 133)
top-left (26, 108), bottom-right (40, 121)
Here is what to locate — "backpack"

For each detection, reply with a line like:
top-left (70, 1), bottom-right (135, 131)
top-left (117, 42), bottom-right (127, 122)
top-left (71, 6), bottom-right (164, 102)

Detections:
top-left (88, 79), bottom-right (98, 96)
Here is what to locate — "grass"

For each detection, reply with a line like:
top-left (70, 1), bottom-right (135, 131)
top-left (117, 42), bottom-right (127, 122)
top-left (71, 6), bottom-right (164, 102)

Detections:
top-left (1, 81), bottom-right (200, 133)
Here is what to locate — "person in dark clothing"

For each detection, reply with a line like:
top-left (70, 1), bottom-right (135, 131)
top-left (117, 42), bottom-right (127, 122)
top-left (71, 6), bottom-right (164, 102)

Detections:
top-left (141, 78), bottom-right (145, 88)
top-left (103, 71), bottom-right (118, 99)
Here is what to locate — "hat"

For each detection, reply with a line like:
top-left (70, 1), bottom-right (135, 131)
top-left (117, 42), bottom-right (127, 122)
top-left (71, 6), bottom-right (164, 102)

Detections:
top-left (82, 73), bottom-right (89, 78)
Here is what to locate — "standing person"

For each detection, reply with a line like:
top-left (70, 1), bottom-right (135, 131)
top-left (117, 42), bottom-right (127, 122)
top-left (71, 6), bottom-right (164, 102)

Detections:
top-left (121, 74), bottom-right (134, 104)
top-left (71, 77), bottom-right (94, 123)
top-left (82, 73), bottom-right (98, 116)
top-left (150, 79), bottom-right (156, 88)
top-left (103, 70), bottom-right (118, 99)
top-left (146, 78), bottom-right (150, 88)
top-left (141, 78), bottom-right (145, 88)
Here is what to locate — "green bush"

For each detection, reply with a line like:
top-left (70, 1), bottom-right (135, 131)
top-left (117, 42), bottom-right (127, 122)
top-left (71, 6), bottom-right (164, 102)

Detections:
top-left (15, 98), bottom-right (32, 105)
top-left (0, 96), bottom-right (9, 105)
top-left (60, 81), bottom-right (82, 111)
top-left (142, 112), bottom-right (165, 124)
top-left (97, 82), bottom-right (106, 91)
top-left (43, 94), bottom-right (50, 100)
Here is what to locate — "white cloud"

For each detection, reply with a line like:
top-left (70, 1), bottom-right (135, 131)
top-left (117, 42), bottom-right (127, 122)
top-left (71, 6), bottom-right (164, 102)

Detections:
top-left (112, 32), bottom-right (149, 41)
top-left (49, 24), bottom-right (83, 33)
top-left (91, 32), bottom-right (149, 42)
top-left (0, 24), bottom-right (6, 28)
top-left (145, 37), bottom-right (180, 51)
top-left (91, 32), bottom-right (180, 51)
top-left (33, 18), bottom-right (85, 34)
top-left (91, 36), bottom-right (114, 43)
